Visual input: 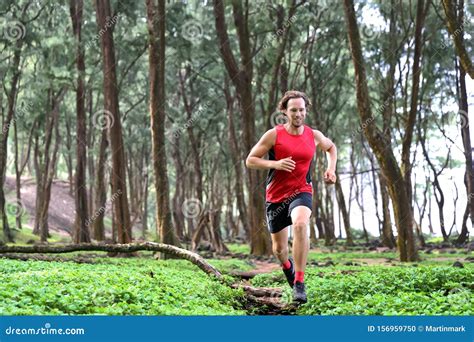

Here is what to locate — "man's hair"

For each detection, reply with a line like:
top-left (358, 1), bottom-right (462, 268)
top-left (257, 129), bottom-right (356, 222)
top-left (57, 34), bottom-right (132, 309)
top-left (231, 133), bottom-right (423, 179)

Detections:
top-left (277, 90), bottom-right (312, 112)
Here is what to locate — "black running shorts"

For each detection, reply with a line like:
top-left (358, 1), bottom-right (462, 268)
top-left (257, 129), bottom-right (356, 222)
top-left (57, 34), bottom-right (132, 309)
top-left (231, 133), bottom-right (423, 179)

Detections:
top-left (265, 192), bottom-right (312, 234)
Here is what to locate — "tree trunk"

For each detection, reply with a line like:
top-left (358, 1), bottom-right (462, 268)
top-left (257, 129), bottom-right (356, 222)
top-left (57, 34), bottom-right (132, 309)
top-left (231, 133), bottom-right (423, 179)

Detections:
top-left (93, 128), bottom-right (108, 241)
top-left (70, 0), bottom-right (90, 243)
top-left (13, 120), bottom-right (22, 230)
top-left (178, 67), bottom-right (204, 203)
top-left (335, 172), bottom-right (353, 246)
top-left (33, 131), bottom-right (42, 235)
top-left (441, 0), bottom-right (474, 78)
top-left (457, 204), bottom-right (470, 245)
top-left (170, 138), bottom-right (186, 241)
top-left (343, 0), bottom-right (418, 261)
top-left (87, 86), bottom-right (95, 219)
top-left (142, 169), bottom-right (149, 239)
top-left (40, 116), bottom-right (61, 242)
top-left (213, 0), bottom-right (271, 255)
top-left (0, 37), bottom-right (23, 243)
top-left (146, 0), bottom-right (180, 252)
top-left (454, 0), bottom-right (473, 243)
top-left (64, 116), bottom-right (74, 195)
top-left (379, 173), bottom-right (396, 248)
top-left (95, 0), bottom-right (132, 243)
top-left (223, 78), bottom-right (249, 237)
top-left (37, 89), bottom-right (66, 242)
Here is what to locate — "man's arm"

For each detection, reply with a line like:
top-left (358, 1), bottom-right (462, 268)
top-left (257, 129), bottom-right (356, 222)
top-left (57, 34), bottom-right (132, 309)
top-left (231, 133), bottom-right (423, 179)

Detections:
top-left (314, 129), bottom-right (337, 183)
top-left (246, 129), bottom-right (295, 172)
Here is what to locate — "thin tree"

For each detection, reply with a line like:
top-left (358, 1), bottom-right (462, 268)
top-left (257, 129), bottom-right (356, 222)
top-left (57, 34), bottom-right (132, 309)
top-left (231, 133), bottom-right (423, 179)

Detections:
top-left (95, 0), bottom-right (132, 243)
top-left (70, 0), bottom-right (90, 243)
top-left (146, 0), bottom-right (180, 250)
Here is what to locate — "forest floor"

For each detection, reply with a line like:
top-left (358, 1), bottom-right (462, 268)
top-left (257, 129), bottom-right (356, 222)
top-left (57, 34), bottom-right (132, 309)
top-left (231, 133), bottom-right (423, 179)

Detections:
top-left (0, 239), bottom-right (472, 315)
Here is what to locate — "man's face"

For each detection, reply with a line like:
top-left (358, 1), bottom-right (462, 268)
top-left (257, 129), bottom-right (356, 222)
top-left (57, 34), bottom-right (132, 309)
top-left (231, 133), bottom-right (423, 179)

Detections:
top-left (284, 98), bottom-right (306, 128)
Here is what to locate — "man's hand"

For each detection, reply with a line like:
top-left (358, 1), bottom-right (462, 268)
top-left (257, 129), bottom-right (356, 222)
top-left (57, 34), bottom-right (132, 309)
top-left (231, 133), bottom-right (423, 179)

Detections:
top-left (323, 169), bottom-right (336, 184)
top-left (275, 157), bottom-right (296, 172)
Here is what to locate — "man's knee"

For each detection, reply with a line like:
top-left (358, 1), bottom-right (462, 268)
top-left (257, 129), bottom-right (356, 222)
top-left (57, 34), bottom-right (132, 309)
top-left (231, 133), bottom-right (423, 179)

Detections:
top-left (292, 221), bottom-right (308, 232)
top-left (272, 243), bottom-right (288, 256)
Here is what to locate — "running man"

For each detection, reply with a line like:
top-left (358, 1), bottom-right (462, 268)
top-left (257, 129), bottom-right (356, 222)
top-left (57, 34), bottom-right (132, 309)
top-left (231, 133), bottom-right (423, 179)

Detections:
top-left (246, 90), bottom-right (337, 303)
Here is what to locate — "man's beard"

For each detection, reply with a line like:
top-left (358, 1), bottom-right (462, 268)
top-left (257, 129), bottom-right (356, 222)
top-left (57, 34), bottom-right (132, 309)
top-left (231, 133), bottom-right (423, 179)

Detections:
top-left (291, 118), bottom-right (303, 127)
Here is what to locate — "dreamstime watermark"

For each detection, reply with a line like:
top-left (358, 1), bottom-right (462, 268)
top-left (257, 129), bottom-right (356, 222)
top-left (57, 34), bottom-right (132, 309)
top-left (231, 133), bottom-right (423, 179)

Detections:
top-left (85, 189), bottom-right (122, 226)
top-left (6, 199), bottom-right (25, 218)
top-left (181, 19), bottom-right (203, 44)
top-left (85, 13), bottom-right (121, 50)
top-left (167, 102), bottom-right (209, 143)
top-left (350, 95), bottom-right (393, 138)
top-left (5, 323), bottom-right (85, 336)
top-left (2, 19), bottom-right (26, 42)
top-left (361, 25), bottom-right (382, 41)
top-left (456, 110), bottom-right (469, 129)
top-left (181, 198), bottom-right (203, 219)
top-left (260, 12), bottom-right (297, 51)
top-left (438, 16), bottom-right (470, 52)
top-left (270, 111), bottom-right (287, 127)
top-left (92, 109), bottom-right (115, 130)
top-left (1, 101), bottom-right (33, 136)
top-left (266, 189), bottom-right (301, 224)
top-left (351, 116), bottom-right (375, 139)
top-left (268, 287), bottom-right (293, 305)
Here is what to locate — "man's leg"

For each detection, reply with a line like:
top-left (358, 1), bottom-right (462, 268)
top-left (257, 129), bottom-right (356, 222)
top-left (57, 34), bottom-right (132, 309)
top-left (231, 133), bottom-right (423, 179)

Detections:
top-left (270, 226), bottom-right (289, 264)
top-left (290, 205), bottom-right (311, 303)
top-left (271, 226), bottom-right (295, 287)
top-left (291, 206), bottom-right (311, 274)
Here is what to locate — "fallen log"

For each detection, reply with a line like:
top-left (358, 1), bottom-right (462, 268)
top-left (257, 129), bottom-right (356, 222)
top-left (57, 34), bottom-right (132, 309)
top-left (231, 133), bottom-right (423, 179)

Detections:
top-left (0, 242), bottom-right (222, 279)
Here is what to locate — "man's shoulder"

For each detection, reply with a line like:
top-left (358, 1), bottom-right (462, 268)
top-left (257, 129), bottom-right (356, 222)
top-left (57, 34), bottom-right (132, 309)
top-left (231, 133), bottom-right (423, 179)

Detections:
top-left (260, 128), bottom-right (277, 145)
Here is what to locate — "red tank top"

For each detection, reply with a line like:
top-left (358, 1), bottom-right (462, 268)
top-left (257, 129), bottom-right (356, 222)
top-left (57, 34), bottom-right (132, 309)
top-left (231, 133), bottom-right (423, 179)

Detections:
top-left (266, 125), bottom-right (315, 203)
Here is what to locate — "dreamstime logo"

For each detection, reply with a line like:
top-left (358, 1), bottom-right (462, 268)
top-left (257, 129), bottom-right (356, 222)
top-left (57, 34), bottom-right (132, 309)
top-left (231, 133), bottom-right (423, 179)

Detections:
top-left (92, 109), bottom-right (115, 130)
top-left (6, 199), bottom-right (25, 218)
top-left (260, 10), bottom-right (298, 51)
top-left (270, 112), bottom-right (287, 126)
top-left (167, 102), bottom-right (210, 144)
top-left (85, 189), bottom-right (122, 226)
top-left (181, 20), bottom-right (203, 44)
top-left (181, 198), bottom-right (203, 219)
top-left (351, 116), bottom-right (375, 138)
top-left (268, 288), bottom-right (293, 305)
top-left (2, 101), bottom-right (34, 135)
top-left (3, 20), bottom-right (26, 42)
top-left (456, 110), bottom-right (469, 129)
top-left (85, 13), bottom-right (121, 49)
top-left (361, 25), bottom-right (381, 41)
top-left (437, 16), bottom-right (470, 52)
